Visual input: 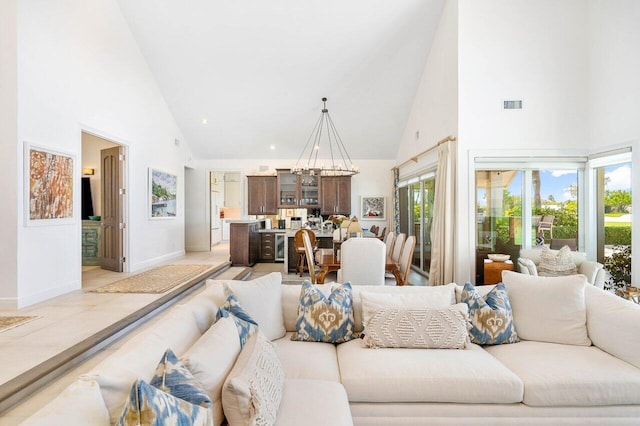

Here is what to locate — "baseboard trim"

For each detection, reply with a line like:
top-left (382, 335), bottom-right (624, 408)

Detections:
top-left (130, 249), bottom-right (186, 272)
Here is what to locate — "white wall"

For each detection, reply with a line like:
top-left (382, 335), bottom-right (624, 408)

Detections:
top-left (396, 0), bottom-right (457, 179)
top-left (0, 0), bottom-right (18, 304)
top-left (185, 159), bottom-right (395, 251)
top-left (13, 0), bottom-right (193, 307)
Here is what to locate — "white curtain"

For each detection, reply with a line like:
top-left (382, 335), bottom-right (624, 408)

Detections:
top-left (429, 140), bottom-right (456, 285)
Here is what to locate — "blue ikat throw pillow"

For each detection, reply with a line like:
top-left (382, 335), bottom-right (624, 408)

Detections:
top-left (461, 282), bottom-right (519, 345)
top-left (291, 281), bottom-right (356, 343)
top-left (216, 293), bottom-right (258, 348)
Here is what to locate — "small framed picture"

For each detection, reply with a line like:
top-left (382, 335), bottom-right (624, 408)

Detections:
top-left (361, 196), bottom-right (386, 220)
top-left (149, 168), bottom-right (177, 219)
top-left (285, 209), bottom-right (295, 217)
top-left (24, 142), bottom-right (75, 226)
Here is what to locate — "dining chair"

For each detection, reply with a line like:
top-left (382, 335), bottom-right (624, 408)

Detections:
top-left (391, 233), bottom-right (406, 262)
top-left (302, 231), bottom-right (317, 284)
top-left (294, 229), bottom-right (317, 277)
top-left (378, 226), bottom-right (387, 240)
top-left (399, 235), bottom-right (416, 286)
top-left (370, 225), bottom-right (379, 235)
top-left (384, 231), bottom-right (395, 257)
top-left (337, 237), bottom-right (385, 285)
top-left (538, 215), bottom-right (555, 239)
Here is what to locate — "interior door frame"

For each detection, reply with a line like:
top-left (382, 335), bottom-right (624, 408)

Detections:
top-left (79, 125), bottom-right (130, 273)
top-left (205, 168), bottom-right (244, 251)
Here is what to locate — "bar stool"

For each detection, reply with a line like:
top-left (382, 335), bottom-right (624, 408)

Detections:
top-left (294, 229), bottom-right (317, 277)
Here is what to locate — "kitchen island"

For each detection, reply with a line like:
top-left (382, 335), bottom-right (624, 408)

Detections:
top-left (229, 220), bottom-right (265, 266)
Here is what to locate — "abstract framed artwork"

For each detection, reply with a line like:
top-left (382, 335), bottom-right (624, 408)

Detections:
top-left (25, 142), bottom-right (75, 226)
top-left (361, 196), bottom-right (386, 220)
top-left (149, 168), bottom-right (177, 219)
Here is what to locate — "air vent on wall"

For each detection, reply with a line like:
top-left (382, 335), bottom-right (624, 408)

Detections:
top-left (503, 100), bottom-right (523, 110)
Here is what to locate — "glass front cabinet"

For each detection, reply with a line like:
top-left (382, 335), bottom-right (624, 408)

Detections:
top-left (276, 169), bottom-right (320, 209)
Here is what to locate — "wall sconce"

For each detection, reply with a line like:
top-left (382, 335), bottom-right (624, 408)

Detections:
top-left (82, 168), bottom-right (95, 175)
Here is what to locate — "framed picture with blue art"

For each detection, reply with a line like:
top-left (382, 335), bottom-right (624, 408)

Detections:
top-left (361, 196), bottom-right (386, 220)
top-left (149, 168), bottom-right (177, 219)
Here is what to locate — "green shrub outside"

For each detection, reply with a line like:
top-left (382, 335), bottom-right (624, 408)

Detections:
top-left (605, 226), bottom-right (632, 245)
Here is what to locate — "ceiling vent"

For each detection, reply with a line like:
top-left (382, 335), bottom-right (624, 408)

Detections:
top-left (503, 100), bottom-right (523, 110)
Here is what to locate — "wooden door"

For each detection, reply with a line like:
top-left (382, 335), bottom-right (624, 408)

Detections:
top-left (100, 146), bottom-right (124, 272)
top-left (263, 177), bottom-right (277, 214)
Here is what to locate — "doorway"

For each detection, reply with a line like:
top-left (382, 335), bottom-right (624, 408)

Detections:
top-left (81, 131), bottom-right (128, 284)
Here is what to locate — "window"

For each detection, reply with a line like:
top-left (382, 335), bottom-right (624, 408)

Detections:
top-left (474, 158), bottom-right (585, 284)
top-left (398, 171), bottom-right (436, 280)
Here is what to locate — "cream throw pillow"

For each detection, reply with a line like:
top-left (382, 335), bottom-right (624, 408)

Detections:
top-left (538, 245), bottom-right (577, 277)
top-left (222, 331), bottom-right (285, 426)
top-left (225, 272), bottom-right (286, 340)
top-left (362, 303), bottom-right (470, 349)
top-left (181, 316), bottom-right (241, 426)
top-left (502, 271), bottom-right (591, 346)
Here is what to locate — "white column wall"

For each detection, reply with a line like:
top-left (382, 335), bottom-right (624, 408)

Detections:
top-left (0, 0), bottom-right (18, 305)
top-left (14, 0), bottom-right (192, 307)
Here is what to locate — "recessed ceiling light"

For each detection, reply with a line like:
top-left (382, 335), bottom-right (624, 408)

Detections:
top-left (269, 145), bottom-right (275, 150)
top-left (201, 118), bottom-right (208, 125)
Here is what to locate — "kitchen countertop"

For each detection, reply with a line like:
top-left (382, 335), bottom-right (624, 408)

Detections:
top-left (284, 229), bottom-right (335, 238)
top-left (258, 229), bottom-right (287, 233)
top-left (224, 219), bottom-right (264, 224)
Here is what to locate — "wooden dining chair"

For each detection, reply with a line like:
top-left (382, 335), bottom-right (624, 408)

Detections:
top-left (399, 235), bottom-right (416, 286)
top-left (378, 226), bottom-right (387, 240)
top-left (391, 233), bottom-right (406, 262)
top-left (294, 229), bottom-right (317, 277)
top-left (302, 231), bottom-right (316, 284)
top-left (370, 225), bottom-right (379, 235)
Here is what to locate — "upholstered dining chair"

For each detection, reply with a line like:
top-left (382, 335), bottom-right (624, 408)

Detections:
top-left (302, 231), bottom-right (317, 284)
top-left (391, 233), bottom-right (406, 263)
top-left (399, 235), bottom-right (416, 286)
top-left (337, 237), bottom-right (385, 285)
top-left (384, 231), bottom-right (395, 257)
top-left (377, 226), bottom-right (387, 239)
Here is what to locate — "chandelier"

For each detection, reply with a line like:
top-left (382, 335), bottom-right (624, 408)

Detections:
top-left (291, 97), bottom-right (359, 176)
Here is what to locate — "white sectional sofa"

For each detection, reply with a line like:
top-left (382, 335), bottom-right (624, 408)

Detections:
top-left (23, 271), bottom-right (640, 425)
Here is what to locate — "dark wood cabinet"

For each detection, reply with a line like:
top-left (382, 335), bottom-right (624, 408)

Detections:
top-left (259, 232), bottom-right (275, 261)
top-left (320, 176), bottom-right (351, 216)
top-left (230, 221), bottom-right (262, 266)
top-left (247, 176), bottom-right (277, 215)
top-left (276, 169), bottom-right (320, 209)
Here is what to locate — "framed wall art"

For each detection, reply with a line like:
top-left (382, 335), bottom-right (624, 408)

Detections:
top-left (149, 168), bottom-right (177, 219)
top-left (25, 142), bottom-right (75, 226)
top-left (361, 196), bottom-right (386, 220)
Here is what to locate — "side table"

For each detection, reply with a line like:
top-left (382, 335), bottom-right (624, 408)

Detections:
top-left (483, 259), bottom-right (514, 285)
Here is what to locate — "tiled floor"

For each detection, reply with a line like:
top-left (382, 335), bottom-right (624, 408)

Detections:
top-left (0, 243), bottom-right (428, 423)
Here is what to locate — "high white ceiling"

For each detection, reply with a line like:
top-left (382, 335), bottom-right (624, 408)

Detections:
top-left (117, 1), bottom-right (444, 160)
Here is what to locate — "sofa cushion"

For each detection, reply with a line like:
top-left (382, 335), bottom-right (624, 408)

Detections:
top-left (92, 304), bottom-right (205, 423)
top-left (216, 293), bottom-right (258, 348)
top-left (291, 281), bottom-right (356, 343)
top-left (281, 283), bottom-right (333, 332)
top-left (362, 304), bottom-right (470, 349)
top-left (182, 316), bottom-right (241, 426)
top-left (224, 272), bottom-right (286, 340)
top-left (485, 341), bottom-right (640, 406)
top-left (222, 331), bottom-right (285, 426)
top-left (585, 285), bottom-right (640, 369)
top-left (273, 332), bottom-right (340, 382)
top-left (116, 379), bottom-right (211, 426)
top-left (337, 339), bottom-right (523, 403)
top-left (501, 271), bottom-right (591, 346)
top-left (538, 245), bottom-right (577, 277)
top-left (461, 282), bottom-right (519, 345)
top-left (21, 376), bottom-right (110, 426)
top-left (276, 380), bottom-right (353, 426)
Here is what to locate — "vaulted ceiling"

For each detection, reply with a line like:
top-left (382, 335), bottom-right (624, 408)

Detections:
top-left (117, 0), bottom-right (444, 160)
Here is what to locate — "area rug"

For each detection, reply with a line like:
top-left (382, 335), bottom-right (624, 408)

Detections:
top-left (0, 316), bottom-right (40, 333)
top-left (92, 264), bottom-right (214, 294)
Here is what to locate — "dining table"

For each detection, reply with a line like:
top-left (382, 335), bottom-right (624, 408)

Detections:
top-left (315, 251), bottom-right (405, 286)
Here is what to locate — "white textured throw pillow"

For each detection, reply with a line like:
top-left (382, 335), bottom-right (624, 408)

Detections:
top-left (181, 316), bottom-right (242, 426)
top-left (225, 272), bottom-right (286, 340)
top-left (538, 245), bottom-right (577, 277)
top-left (362, 303), bottom-right (470, 349)
top-left (501, 271), bottom-right (591, 346)
top-left (222, 331), bottom-right (285, 426)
